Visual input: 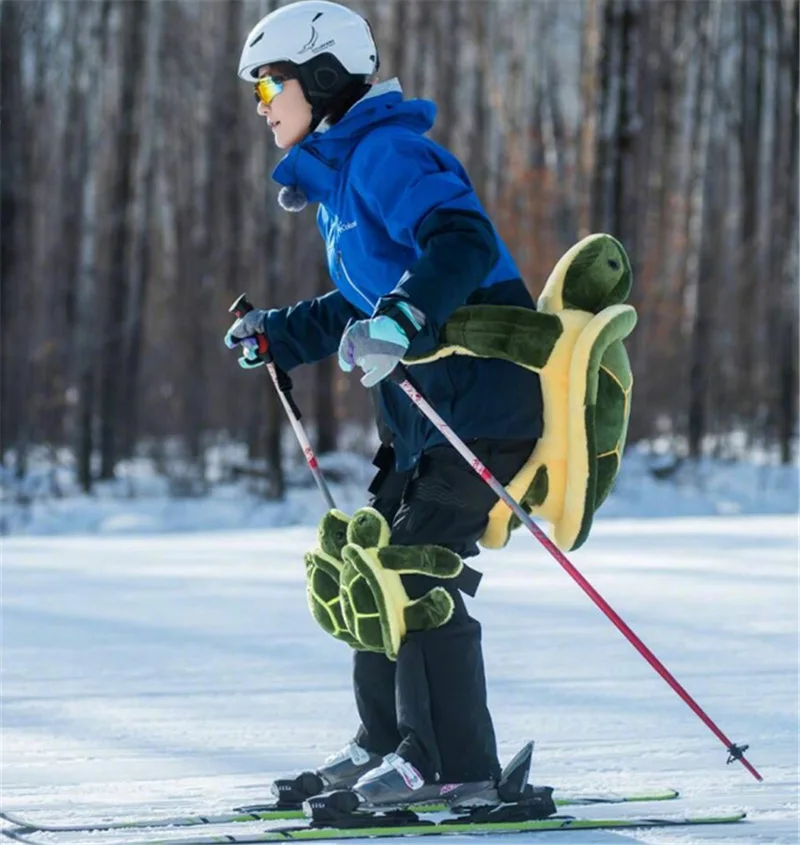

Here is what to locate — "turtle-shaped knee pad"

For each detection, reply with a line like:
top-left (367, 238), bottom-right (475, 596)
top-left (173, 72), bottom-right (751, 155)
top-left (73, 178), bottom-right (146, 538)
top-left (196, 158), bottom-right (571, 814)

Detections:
top-left (405, 233), bottom-right (637, 552)
top-left (339, 507), bottom-right (464, 661)
top-left (304, 508), bottom-right (364, 649)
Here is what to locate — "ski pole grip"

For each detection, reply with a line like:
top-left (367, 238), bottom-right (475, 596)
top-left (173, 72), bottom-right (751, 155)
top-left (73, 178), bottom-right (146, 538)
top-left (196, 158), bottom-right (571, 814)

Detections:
top-left (229, 293), bottom-right (270, 359)
top-left (228, 293), bottom-right (302, 417)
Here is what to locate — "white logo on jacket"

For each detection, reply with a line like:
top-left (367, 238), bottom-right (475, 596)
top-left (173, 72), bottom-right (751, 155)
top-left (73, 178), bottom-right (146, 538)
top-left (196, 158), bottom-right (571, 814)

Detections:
top-left (324, 217), bottom-right (358, 265)
top-left (335, 220), bottom-right (357, 236)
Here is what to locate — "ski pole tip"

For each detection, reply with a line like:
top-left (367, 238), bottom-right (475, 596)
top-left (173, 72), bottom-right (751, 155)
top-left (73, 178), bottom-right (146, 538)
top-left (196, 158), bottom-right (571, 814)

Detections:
top-left (727, 744), bottom-right (763, 781)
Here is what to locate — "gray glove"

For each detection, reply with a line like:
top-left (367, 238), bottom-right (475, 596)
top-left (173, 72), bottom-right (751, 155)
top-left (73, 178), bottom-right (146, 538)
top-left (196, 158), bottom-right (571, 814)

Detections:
top-left (224, 309), bottom-right (270, 369)
top-left (338, 301), bottom-right (424, 387)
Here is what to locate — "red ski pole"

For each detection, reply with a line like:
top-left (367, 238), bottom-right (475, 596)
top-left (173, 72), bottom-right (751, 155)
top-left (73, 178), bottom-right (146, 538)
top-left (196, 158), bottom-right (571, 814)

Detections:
top-left (389, 365), bottom-right (763, 782)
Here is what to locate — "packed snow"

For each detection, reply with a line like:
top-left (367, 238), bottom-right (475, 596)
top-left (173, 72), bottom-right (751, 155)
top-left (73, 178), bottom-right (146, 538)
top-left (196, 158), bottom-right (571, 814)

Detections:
top-left (2, 438), bottom-right (798, 842)
top-left (2, 501), bottom-right (797, 843)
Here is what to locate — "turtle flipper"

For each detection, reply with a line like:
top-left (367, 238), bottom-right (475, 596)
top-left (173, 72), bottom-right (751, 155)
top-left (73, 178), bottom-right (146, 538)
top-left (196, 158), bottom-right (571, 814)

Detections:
top-left (403, 588), bottom-right (455, 632)
top-left (339, 508), bottom-right (464, 660)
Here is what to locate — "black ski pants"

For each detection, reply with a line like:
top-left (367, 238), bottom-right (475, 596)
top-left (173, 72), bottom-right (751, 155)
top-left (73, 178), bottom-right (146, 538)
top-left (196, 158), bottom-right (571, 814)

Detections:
top-left (352, 438), bottom-right (536, 784)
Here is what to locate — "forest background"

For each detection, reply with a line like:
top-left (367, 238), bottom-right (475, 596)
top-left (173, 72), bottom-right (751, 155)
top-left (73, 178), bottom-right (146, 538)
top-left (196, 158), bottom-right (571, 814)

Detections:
top-left (1, 0), bottom-right (797, 502)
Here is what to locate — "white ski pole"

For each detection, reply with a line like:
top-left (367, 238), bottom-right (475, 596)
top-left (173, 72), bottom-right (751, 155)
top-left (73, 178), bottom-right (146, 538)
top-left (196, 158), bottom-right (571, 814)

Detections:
top-left (229, 294), bottom-right (336, 511)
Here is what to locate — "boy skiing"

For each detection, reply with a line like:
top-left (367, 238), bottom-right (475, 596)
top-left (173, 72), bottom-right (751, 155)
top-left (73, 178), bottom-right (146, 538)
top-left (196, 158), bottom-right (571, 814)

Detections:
top-left (226, 0), bottom-right (543, 809)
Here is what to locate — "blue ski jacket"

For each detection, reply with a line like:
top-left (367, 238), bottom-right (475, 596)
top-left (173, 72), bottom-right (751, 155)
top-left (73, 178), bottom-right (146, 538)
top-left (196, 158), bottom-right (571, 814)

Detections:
top-left (265, 80), bottom-right (543, 470)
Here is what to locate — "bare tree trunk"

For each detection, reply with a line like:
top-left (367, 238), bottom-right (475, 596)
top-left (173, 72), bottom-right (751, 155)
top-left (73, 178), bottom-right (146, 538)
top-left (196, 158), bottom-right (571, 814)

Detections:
top-left (57, 2), bottom-right (86, 337)
top-left (591, 0), bottom-right (618, 233)
top-left (545, 4), bottom-right (576, 246)
top-left (576, 0), bottom-right (602, 239)
top-left (777, 227), bottom-right (798, 465)
top-left (0, 0), bottom-right (27, 462)
top-left (776, 0), bottom-right (799, 463)
top-left (221, 0), bottom-right (246, 305)
top-left (686, 1), bottom-right (722, 459)
top-left (626, 3), bottom-right (665, 439)
top-left (736, 2), bottom-right (768, 433)
top-left (638, 1), bottom-right (687, 437)
top-left (615, 1), bottom-right (642, 270)
top-left (99, 0), bottom-right (148, 479)
top-left (123, 0), bottom-right (163, 460)
top-left (75, 1), bottom-right (112, 492)
top-left (660, 0), bottom-right (691, 380)
top-left (467, 2), bottom-right (489, 202)
top-left (430, 0), bottom-right (459, 150)
top-left (592, 0), bottom-right (642, 263)
top-left (413, 0), bottom-right (432, 98)
top-left (263, 254), bottom-right (286, 501)
top-left (390, 0), bottom-right (407, 81)
top-left (254, 176), bottom-right (288, 501)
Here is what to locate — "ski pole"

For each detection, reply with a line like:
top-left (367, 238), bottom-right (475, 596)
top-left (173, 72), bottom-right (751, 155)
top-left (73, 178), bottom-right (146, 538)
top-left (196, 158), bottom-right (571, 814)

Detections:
top-left (388, 364), bottom-right (763, 782)
top-left (229, 294), bottom-right (336, 511)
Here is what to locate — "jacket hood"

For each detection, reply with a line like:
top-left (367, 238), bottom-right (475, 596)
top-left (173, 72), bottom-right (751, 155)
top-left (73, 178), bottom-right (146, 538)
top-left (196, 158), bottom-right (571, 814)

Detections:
top-left (272, 79), bottom-right (436, 204)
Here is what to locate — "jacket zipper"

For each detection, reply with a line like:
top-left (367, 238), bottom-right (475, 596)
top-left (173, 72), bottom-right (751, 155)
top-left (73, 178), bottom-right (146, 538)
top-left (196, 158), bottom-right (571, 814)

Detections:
top-left (337, 250), bottom-right (375, 312)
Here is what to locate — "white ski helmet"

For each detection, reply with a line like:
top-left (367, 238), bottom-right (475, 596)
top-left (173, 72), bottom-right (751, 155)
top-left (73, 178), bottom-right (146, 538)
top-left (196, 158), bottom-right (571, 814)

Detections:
top-left (240, 1), bottom-right (380, 207)
top-left (238, 0), bottom-right (378, 82)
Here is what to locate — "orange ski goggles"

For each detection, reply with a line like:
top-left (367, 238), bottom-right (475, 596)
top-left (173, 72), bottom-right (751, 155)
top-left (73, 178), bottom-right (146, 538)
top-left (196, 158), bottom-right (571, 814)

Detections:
top-left (253, 75), bottom-right (286, 107)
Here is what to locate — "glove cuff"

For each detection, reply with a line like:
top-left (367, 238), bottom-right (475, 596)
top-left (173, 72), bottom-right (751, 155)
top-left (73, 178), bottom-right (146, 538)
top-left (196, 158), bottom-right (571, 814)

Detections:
top-left (375, 298), bottom-right (426, 342)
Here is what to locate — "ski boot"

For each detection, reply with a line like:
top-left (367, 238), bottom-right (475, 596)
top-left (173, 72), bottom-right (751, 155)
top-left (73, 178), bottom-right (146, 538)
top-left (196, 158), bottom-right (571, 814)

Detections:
top-left (271, 742), bottom-right (383, 808)
top-left (350, 753), bottom-right (499, 810)
top-left (305, 740), bottom-right (556, 826)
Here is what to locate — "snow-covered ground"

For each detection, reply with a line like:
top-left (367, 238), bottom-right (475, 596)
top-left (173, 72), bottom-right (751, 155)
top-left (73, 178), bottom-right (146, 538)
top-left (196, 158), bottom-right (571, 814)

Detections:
top-left (2, 512), bottom-right (797, 844)
top-left (2, 445), bottom-right (797, 537)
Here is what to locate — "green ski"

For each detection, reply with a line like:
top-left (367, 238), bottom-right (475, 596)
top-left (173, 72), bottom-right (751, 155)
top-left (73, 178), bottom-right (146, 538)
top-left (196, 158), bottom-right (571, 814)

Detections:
top-left (0, 788), bottom-right (679, 832)
top-left (0, 811), bottom-right (747, 844)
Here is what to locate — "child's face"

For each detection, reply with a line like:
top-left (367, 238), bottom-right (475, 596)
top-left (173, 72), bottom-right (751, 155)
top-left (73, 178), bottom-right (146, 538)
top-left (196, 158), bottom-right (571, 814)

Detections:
top-left (256, 67), bottom-right (312, 149)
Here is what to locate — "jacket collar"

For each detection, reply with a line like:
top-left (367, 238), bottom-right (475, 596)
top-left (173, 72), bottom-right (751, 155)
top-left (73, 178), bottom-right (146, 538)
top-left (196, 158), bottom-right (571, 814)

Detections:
top-left (315, 79), bottom-right (403, 135)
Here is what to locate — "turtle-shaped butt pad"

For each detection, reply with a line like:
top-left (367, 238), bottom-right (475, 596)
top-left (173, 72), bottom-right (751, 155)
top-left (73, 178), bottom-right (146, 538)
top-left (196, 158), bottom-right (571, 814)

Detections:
top-left (339, 507), bottom-right (464, 661)
top-left (304, 509), bottom-right (363, 649)
top-left (405, 234), bottom-right (636, 552)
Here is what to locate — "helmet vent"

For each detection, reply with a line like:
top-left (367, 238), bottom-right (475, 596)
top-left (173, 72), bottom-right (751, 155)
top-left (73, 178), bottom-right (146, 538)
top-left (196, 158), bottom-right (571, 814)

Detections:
top-left (249, 32), bottom-right (264, 47)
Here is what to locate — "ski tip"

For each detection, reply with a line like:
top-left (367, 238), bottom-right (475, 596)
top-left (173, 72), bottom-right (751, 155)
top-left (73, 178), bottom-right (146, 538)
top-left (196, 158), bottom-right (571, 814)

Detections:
top-left (1, 830), bottom-right (31, 843)
top-left (0, 814), bottom-right (34, 834)
top-left (643, 788), bottom-right (680, 801)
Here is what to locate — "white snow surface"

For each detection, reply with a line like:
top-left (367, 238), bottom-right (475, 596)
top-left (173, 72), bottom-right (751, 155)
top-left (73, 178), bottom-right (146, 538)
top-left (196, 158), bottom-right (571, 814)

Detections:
top-left (3, 446), bottom-right (797, 537)
top-left (2, 514), bottom-right (798, 844)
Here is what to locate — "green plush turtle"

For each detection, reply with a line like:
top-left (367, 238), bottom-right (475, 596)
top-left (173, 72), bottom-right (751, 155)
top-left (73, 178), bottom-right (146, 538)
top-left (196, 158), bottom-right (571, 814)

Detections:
top-left (339, 507), bottom-right (464, 660)
top-left (405, 233), bottom-right (636, 552)
top-left (304, 509), bottom-right (365, 649)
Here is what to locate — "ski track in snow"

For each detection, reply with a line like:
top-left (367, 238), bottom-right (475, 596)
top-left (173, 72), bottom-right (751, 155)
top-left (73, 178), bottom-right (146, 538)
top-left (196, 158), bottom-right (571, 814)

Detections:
top-left (2, 515), bottom-right (797, 844)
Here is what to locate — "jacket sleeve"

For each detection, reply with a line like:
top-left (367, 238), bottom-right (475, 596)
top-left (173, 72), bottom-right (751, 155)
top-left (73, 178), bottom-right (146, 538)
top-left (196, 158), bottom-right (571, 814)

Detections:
top-left (264, 289), bottom-right (363, 371)
top-left (349, 131), bottom-right (500, 348)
